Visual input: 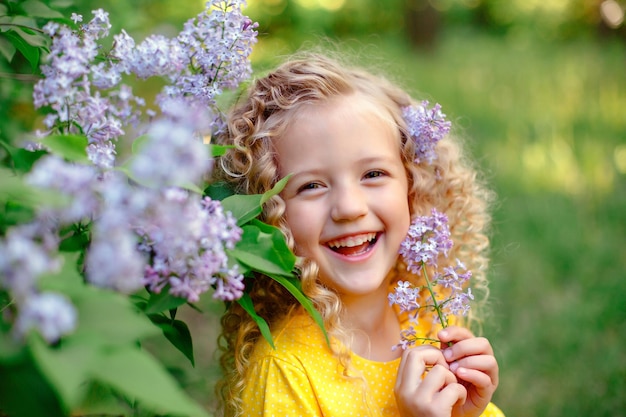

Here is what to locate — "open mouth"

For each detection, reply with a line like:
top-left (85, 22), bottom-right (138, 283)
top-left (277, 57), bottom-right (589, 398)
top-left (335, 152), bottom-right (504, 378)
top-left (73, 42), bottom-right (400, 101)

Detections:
top-left (326, 232), bottom-right (379, 256)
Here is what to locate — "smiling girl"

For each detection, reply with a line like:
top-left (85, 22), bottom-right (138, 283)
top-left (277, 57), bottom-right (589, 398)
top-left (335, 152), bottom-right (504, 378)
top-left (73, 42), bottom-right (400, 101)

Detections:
top-left (215, 52), bottom-right (503, 417)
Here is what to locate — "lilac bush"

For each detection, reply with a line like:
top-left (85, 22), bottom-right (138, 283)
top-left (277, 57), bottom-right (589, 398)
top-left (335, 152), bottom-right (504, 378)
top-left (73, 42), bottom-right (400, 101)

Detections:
top-left (2, 2), bottom-right (256, 344)
top-left (0, 2), bottom-right (269, 415)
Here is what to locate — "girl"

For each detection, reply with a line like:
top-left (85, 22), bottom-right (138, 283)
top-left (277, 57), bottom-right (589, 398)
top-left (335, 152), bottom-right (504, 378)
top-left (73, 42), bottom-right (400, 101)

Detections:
top-left (215, 52), bottom-right (503, 417)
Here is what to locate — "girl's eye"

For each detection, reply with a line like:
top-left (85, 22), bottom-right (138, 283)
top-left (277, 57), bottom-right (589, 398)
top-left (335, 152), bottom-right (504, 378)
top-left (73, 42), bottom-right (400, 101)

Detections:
top-left (364, 170), bottom-right (385, 179)
top-left (298, 182), bottom-right (322, 193)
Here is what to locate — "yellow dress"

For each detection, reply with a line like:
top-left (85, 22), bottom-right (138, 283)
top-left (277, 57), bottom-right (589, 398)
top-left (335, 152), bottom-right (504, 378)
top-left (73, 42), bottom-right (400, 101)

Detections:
top-left (241, 309), bottom-right (504, 417)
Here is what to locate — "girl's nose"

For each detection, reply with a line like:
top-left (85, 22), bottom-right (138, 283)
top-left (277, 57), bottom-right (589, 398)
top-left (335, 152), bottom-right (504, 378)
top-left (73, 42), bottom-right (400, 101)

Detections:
top-left (330, 184), bottom-right (368, 222)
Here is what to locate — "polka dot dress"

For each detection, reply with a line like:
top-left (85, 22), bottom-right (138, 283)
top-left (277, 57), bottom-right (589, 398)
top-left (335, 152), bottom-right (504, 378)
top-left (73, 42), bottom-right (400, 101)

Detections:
top-left (241, 310), bottom-right (504, 417)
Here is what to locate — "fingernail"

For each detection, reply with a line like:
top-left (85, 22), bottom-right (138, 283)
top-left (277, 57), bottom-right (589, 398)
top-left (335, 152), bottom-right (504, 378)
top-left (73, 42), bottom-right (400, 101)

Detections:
top-left (439, 330), bottom-right (448, 339)
top-left (450, 361), bottom-right (459, 372)
top-left (444, 348), bottom-right (453, 360)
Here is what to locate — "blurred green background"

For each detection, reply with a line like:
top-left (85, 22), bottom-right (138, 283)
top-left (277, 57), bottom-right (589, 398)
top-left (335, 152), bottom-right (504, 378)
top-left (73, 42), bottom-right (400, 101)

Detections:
top-left (2, 0), bottom-right (625, 416)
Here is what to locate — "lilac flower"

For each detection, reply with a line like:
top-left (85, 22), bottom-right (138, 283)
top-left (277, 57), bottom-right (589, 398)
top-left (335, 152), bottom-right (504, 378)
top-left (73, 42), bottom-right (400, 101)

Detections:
top-left (390, 209), bottom-right (473, 349)
top-left (0, 225), bottom-right (62, 299)
top-left (398, 208), bottom-right (452, 275)
top-left (163, 0), bottom-right (258, 107)
top-left (25, 155), bottom-right (100, 224)
top-left (137, 192), bottom-right (243, 303)
top-left (402, 101), bottom-right (451, 164)
top-left (388, 281), bottom-right (420, 312)
top-left (129, 111), bottom-right (212, 189)
top-left (85, 224), bottom-right (146, 294)
top-left (33, 10), bottom-right (142, 168)
top-left (14, 292), bottom-right (77, 343)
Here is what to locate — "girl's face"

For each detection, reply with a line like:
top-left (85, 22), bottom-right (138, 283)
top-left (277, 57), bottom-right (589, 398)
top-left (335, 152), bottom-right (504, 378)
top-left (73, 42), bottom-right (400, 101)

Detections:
top-left (277, 94), bottom-right (411, 301)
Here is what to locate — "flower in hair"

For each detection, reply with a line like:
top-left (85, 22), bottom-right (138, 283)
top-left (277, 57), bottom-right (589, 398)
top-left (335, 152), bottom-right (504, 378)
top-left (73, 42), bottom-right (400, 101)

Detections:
top-left (402, 101), bottom-right (451, 164)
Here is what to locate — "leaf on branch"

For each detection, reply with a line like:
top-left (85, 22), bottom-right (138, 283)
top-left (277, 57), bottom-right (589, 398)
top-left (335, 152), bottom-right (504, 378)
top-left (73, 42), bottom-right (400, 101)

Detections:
top-left (267, 273), bottom-right (329, 347)
top-left (0, 139), bottom-right (47, 173)
top-left (229, 221), bottom-right (296, 277)
top-left (148, 314), bottom-right (195, 366)
top-left (2, 30), bottom-right (41, 71)
top-left (221, 174), bottom-right (291, 226)
top-left (39, 134), bottom-right (90, 164)
top-left (143, 288), bottom-right (187, 315)
top-left (237, 292), bottom-right (274, 349)
top-left (0, 36), bottom-right (16, 61)
top-left (90, 347), bottom-right (210, 417)
top-left (20, 0), bottom-right (64, 19)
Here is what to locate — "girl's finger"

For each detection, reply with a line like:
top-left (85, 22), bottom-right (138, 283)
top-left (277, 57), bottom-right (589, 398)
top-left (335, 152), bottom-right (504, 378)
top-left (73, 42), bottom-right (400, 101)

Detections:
top-left (395, 346), bottom-right (448, 394)
top-left (436, 381), bottom-right (468, 409)
top-left (438, 325), bottom-right (473, 345)
top-left (453, 366), bottom-right (496, 391)
top-left (449, 354), bottom-right (498, 379)
top-left (442, 336), bottom-right (494, 363)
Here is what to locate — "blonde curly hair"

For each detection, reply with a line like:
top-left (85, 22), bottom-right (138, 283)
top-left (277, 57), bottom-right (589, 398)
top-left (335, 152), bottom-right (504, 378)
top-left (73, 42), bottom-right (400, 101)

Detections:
top-left (213, 52), bottom-right (494, 416)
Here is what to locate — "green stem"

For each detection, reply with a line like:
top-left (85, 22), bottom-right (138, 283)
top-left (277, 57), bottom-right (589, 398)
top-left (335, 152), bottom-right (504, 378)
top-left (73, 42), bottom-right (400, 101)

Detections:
top-left (422, 264), bottom-right (453, 347)
top-left (422, 264), bottom-right (448, 328)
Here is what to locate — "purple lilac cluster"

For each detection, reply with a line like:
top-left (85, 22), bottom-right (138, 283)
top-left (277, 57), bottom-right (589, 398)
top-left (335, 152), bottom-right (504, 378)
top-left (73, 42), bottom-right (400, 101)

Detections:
top-left (402, 101), bottom-right (452, 164)
top-left (137, 192), bottom-right (244, 303)
top-left (0, 223), bottom-right (76, 343)
top-left (32, 1), bottom-right (258, 167)
top-left (1, 2), bottom-right (256, 344)
top-left (33, 10), bottom-right (143, 169)
top-left (389, 208), bottom-right (474, 350)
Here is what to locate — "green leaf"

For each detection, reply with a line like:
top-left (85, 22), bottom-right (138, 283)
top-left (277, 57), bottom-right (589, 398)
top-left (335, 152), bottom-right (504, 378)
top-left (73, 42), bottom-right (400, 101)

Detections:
top-left (207, 143), bottom-right (232, 157)
top-left (0, 36), bottom-right (16, 61)
top-left (220, 175), bottom-right (291, 226)
top-left (73, 380), bottom-right (130, 416)
top-left (21, 0), bottom-right (64, 18)
top-left (0, 167), bottom-right (68, 208)
top-left (143, 289), bottom-right (187, 315)
top-left (266, 273), bottom-right (329, 346)
top-left (39, 134), bottom-right (90, 163)
top-left (204, 180), bottom-right (235, 200)
top-left (90, 347), bottom-right (210, 417)
top-left (3, 29), bottom-right (40, 71)
top-left (130, 133), bottom-right (149, 155)
top-left (72, 290), bottom-right (159, 346)
top-left (251, 219), bottom-right (296, 269)
top-left (229, 221), bottom-right (296, 277)
top-left (39, 254), bottom-right (159, 346)
top-left (28, 334), bottom-right (97, 409)
top-left (221, 193), bottom-right (263, 226)
top-left (237, 293), bottom-right (274, 349)
top-left (0, 139), bottom-right (47, 172)
top-left (0, 350), bottom-right (67, 417)
top-left (0, 200), bottom-right (35, 230)
top-left (58, 224), bottom-right (91, 251)
top-left (261, 174), bottom-right (290, 205)
top-left (148, 315), bottom-right (195, 366)
top-left (0, 327), bottom-right (26, 363)
top-left (11, 26), bottom-right (48, 47)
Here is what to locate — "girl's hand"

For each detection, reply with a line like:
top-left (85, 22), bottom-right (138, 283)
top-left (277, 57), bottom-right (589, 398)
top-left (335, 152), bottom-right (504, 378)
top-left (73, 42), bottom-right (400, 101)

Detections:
top-left (438, 326), bottom-right (499, 417)
top-left (395, 345), bottom-right (467, 417)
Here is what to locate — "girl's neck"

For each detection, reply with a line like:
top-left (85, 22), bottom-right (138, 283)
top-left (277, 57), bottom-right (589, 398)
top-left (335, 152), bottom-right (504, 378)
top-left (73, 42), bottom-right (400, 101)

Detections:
top-left (341, 291), bottom-right (402, 362)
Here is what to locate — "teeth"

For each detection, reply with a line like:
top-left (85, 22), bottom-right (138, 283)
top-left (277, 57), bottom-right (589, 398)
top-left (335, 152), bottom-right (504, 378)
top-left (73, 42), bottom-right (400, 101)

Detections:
top-left (327, 233), bottom-right (376, 248)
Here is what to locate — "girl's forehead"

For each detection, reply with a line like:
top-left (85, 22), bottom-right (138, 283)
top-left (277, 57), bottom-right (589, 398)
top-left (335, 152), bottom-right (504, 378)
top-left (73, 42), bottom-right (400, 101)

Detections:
top-left (288, 93), bottom-right (398, 130)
